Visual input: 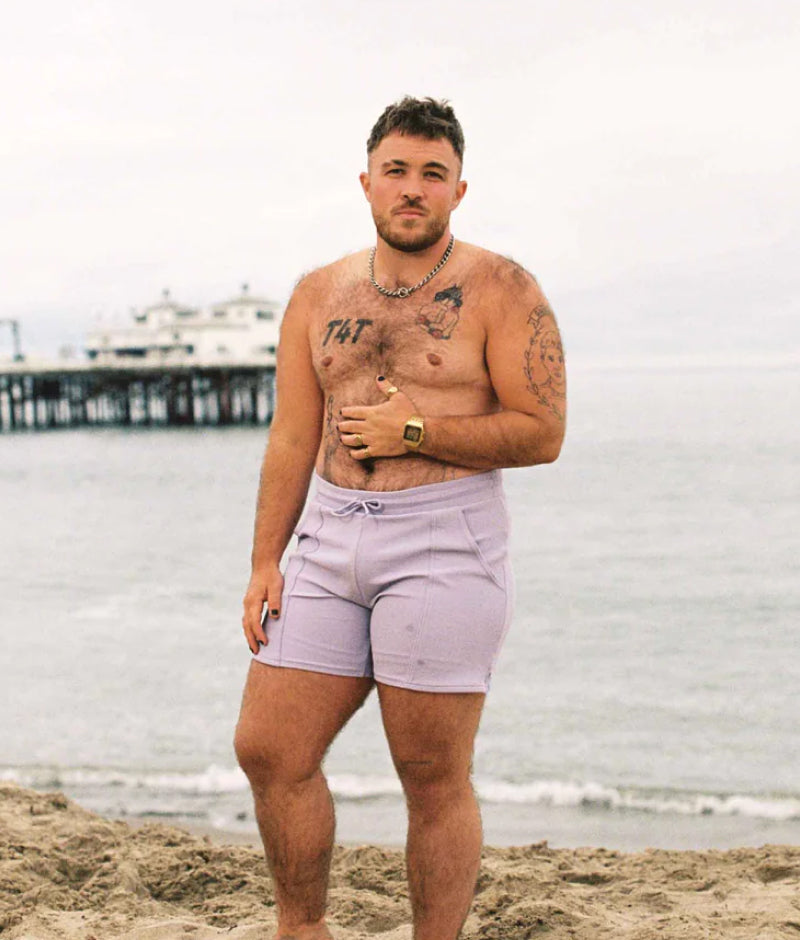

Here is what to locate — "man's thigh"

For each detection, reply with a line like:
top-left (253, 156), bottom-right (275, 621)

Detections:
top-left (377, 682), bottom-right (485, 784)
top-left (236, 662), bottom-right (373, 777)
top-left (369, 501), bottom-right (513, 694)
top-left (253, 500), bottom-right (373, 680)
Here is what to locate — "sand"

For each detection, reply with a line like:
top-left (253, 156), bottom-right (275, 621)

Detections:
top-left (2, 783), bottom-right (799, 939)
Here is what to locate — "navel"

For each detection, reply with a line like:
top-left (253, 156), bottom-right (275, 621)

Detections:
top-left (427, 352), bottom-right (443, 366)
top-left (322, 355), bottom-right (334, 367)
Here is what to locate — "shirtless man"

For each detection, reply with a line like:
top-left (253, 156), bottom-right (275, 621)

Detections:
top-left (234, 97), bottom-right (566, 940)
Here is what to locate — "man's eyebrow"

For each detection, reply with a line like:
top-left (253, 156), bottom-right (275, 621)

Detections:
top-left (380, 159), bottom-right (451, 173)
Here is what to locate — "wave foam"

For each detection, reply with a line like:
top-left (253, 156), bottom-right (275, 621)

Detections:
top-left (473, 778), bottom-right (800, 821)
top-left (3, 766), bottom-right (799, 822)
top-left (0, 764), bottom-right (249, 795)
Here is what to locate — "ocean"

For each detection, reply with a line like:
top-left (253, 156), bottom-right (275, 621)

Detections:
top-left (2, 358), bottom-right (799, 851)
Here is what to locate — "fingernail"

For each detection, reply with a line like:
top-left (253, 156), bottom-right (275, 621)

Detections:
top-left (377, 375), bottom-right (385, 381)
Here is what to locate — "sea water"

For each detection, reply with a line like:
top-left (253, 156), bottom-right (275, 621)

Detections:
top-left (2, 358), bottom-right (798, 850)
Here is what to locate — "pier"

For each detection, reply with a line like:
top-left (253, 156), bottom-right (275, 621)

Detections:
top-left (0, 363), bottom-right (275, 432)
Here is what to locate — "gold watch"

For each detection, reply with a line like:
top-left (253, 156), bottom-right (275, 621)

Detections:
top-left (402, 414), bottom-right (425, 450)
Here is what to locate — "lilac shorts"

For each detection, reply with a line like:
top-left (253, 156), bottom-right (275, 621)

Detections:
top-left (254, 471), bottom-right (514, 693)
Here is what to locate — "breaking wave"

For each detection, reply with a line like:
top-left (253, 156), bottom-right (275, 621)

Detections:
top-left (3, 765), bottom-right (799, 822)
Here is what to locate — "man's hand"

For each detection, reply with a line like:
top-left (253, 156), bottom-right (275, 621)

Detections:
top-left (338, 375), bottom-right (417, 461)
top-left (241, 566), bottom-right (284, 653)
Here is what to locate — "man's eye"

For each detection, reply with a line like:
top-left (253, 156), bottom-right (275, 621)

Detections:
top-left (425, 172), bottom-right (444, 180)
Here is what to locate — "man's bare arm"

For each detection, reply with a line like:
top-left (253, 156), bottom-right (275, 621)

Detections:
top-left (241, 279), bottom-right (323, 653)
top-left (417, 295), bottom-right (565, 467)
top-left (418, 411), bottom-right (561, 469)
top-left (338, 281), bottom-right (566, 470)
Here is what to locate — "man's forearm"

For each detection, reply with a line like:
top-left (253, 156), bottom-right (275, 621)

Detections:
top-left (418, 410), bottom-right (564, 470)
top-left (251, 432), bottom-right (318, 572)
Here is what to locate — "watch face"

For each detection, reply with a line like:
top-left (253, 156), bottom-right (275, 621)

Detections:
top-left (404, 425), bottom-right (422, 443)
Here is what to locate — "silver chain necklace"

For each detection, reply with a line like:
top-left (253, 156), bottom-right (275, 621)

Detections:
top-left (368, 234), bottom-right (455, 299)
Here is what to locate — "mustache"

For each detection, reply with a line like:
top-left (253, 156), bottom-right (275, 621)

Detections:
top-left (394, 199), bottom-right (426, 214)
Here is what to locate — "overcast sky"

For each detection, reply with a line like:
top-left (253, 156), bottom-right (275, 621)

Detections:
top-left (2, 0), bottom-right (798, 360)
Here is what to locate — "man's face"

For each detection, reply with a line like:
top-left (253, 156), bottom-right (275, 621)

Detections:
top-left (360, 132), bottom-right (467, 253)
top-left (540, 337), bottom-right (565, 383)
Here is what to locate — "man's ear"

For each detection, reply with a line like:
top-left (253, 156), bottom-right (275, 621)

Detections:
top-left (451, 179), bottom-right (468, 210)
top-left (359, 171), bottom-right (371, 202)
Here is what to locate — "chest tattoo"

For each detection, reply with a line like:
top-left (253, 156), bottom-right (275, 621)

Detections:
top-left (415, 285), bottom-right (463, 340)
top-left (322, 317), bottom-right (374, 345)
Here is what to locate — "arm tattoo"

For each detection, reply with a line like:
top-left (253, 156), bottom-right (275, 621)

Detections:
top-left (415, 285), bottom-right (462, 339)
top-left (523, 303), bottom-right (566, 422)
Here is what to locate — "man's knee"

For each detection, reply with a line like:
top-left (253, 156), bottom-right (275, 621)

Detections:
top-left (395, 756), bottom-right (474, 812)
top-left (234, 720), bottom-right (320, 791)
top-left (233, 720), bottom-right (269, 782)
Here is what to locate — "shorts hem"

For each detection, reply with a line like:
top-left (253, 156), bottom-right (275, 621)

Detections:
top-left (252, 655), bottom-right (372, 681)
top-left (374, 675), bottom-right (489, 694)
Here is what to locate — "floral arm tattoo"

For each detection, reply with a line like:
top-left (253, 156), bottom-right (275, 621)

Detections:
top-left (523, 304), bottom-right (566, 422)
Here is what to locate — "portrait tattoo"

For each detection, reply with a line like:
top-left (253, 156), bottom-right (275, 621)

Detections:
top-left (523, 304), bottom-right (566, 422)
top-left (322, 318), bottom-right (373, 346)
top-left (415, 285), bottom-right (462, 340)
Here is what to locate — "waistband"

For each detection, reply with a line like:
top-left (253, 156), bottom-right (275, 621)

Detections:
top-left (312, 471), bottom-right (503, 516)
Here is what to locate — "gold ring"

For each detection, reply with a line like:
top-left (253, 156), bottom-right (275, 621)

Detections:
top-left (386, 386), bottom-right (399, 396)
top-left (354, 434), bottom-right (364, 447)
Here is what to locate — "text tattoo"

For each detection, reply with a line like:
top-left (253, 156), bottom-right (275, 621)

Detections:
top-left (322, 318), bottom-right (373, 345)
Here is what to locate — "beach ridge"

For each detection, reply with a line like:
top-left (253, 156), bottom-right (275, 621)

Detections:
top-left (2, 782), bottom-right (799, 939)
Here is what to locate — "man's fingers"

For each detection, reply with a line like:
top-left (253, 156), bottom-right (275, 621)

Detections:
top-left (376, 375), bottom-right (400, 398)
top-left (376, 375), bottom-right (413, 409)
top-left (242, 573), bottom-right (284, 653)
top-left (337, 419), bottom-right (365, 434)
top-left (340, 406), bottom-right (369, 420)
top-left (265, 573), bottom-right (284, 623)
top-left (242, 597), bottom-right (266, 653)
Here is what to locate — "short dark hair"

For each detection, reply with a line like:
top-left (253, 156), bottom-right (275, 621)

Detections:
top-left (434, 286), bottom-right (463, 307)
top-left (367, 96), bottom-right (465, 164)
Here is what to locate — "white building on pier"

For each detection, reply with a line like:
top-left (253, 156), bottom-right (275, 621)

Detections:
top-left (85, 285), bottom-right (282, 367)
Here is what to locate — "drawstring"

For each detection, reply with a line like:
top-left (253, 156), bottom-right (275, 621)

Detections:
top-left (333, 498), bottom-right (384, 517)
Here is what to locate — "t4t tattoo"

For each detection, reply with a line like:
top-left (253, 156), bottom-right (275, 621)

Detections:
top-left (322, 318), bottom-right (374, 345)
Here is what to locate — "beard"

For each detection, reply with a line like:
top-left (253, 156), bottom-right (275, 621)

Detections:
top-left (372, 208), bottom-right (449, 254)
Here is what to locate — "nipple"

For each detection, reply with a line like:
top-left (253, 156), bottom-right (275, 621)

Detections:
top-left (427, 352), bottom-right (442, 366)
top-left (322, 355), bottom-right (333, 367)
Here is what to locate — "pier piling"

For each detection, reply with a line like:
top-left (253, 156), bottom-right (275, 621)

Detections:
top-left (0, 365), bottom-right (276, 433)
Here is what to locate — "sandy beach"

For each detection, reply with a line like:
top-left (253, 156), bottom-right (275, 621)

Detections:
top-left (2, 783), bottom-right (799, 939)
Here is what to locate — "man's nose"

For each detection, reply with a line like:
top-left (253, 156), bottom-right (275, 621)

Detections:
top-left (401, 177), bottom-right (424, 202)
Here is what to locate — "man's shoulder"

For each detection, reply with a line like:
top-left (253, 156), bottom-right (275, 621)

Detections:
top-left (459, 242), bottom-right (543, 301)
top-left (291, 250), bottom-right (369, 298)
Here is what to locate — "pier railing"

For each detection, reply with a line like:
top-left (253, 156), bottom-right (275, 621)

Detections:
top-left (0, 362), bottom-right (275, 432)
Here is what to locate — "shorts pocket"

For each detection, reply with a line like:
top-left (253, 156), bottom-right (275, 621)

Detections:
top-left (293, 504), bottom-right (324, 551)
top-left (457, 501), bottom-right (508, 590)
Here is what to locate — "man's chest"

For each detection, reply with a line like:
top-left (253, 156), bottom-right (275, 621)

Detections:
top-left (309, 280), bottom-right (488, 391)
